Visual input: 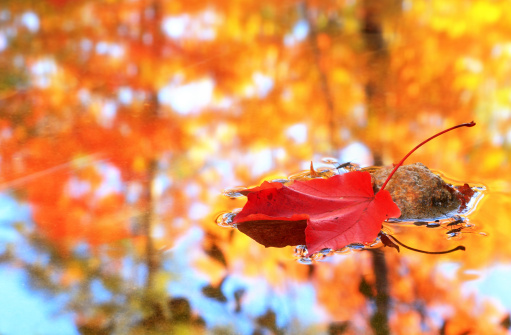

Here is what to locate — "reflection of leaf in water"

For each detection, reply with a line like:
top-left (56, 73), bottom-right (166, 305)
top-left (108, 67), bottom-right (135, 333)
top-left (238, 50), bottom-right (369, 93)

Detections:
top-left (138, 297), bottom-right (206, 331)
top-left (204, 239), bottom-right (227, 267)
top-left (328, 321), bottom-right (350, 335)
top-left (234, 288), bottom-right (245, 313)
top-left (201, 277), bottom-right (227, 302)
top-left (169, 298), bottom-right (192, 322)
top-left (256, 309), bottom-right (283, 335)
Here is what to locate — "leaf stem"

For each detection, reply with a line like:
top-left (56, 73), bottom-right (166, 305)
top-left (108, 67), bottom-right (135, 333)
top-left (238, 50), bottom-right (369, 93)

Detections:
top-left (386, 234), bottom-right (465, 254)
top-left (379, 121), bottom-right (475, 192)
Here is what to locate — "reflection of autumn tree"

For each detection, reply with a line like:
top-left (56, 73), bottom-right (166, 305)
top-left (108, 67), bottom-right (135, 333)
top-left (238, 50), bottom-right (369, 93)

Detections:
top-left (1, 0), bottom-right (511, 334)
top-left (1, 0), bottom-right (191, 331)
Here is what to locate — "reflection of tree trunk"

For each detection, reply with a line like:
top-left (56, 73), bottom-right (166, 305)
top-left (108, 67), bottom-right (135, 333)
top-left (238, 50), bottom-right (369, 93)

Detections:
top-left (370, 249), bottom-right (390, 335)
top-left (142, 152), bottom-right (158, 290)
top-left (140, 91), bottom-right (160, 290)
top-left (361, 1), bottom-right (397, 334)
top-left (140, 0), bottom-right (163, 291)
top-left (361, 0), bottom-right (390, 166)
top-left (302, 2), bottom-right (338, 152)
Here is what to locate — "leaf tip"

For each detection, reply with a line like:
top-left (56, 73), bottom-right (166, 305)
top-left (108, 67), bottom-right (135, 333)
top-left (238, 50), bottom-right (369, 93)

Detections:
top-left (380, 233), bottom-right (400, 252)
top-left (310, 161), bottom-right (319, 177)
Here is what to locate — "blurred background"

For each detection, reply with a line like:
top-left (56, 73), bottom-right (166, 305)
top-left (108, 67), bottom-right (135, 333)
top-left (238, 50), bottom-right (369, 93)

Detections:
top-left (1, 0), bottom-right (511, 334)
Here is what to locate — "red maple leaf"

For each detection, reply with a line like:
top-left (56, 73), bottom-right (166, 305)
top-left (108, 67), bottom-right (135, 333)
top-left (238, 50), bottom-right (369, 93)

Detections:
top-left (231, 121), bottom-right (476, 254)
top-left (233, 171), bottom-right (400, 253)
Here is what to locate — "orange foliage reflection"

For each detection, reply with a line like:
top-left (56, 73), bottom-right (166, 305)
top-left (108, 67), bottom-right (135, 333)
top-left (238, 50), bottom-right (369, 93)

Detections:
top-left (1, 0), bottom-right (511, 333)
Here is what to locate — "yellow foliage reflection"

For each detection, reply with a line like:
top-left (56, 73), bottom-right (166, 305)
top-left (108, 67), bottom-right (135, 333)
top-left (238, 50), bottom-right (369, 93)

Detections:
top-left (0, 0), bottom-right (510, 333)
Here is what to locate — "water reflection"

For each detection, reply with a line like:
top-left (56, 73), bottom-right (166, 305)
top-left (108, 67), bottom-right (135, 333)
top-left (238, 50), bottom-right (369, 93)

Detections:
top-left (2, 0), bottom-right (511, 334)
top-left (3, 155), bottom-right (504, 334)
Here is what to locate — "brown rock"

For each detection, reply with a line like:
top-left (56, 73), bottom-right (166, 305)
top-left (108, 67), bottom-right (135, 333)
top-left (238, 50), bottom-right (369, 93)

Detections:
top-left (370, 163), bottom-right (460, 219)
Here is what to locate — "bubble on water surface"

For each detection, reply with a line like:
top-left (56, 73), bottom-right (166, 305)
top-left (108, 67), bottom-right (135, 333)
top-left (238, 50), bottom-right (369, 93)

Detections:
top-left (215, 209), bottom-right (241, 228)
top-left (294, 245), bottom-right (308, 258)
top-left (222, 187), bottom-right (248, 199)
